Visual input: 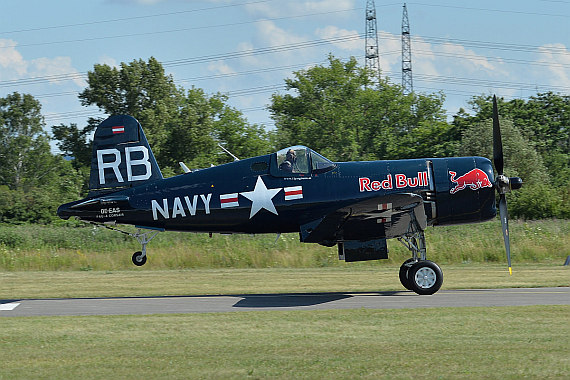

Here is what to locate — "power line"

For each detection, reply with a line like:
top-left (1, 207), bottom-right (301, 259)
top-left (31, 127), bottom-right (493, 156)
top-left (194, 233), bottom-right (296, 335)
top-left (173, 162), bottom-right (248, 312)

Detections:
top-left (226, 84), bottom-right (285, 97)
top-left (0, 72), bottom-right (86, 88)
top-left (411, 47), bottom-right (570, 69)
top-left (0, 0), bottom-right (280, 35)
top-left (32, 91), bottom-right (79, 99)
top-left (413, 35), bottom-right (570, 56)
top-left (16, 52), bottom-right (570, 116)
top-left (23, 57), bottom-right (362, 101)
top-left (0, 35), bottom-right (363, 88)
top-left (4, 0), bottom-right (567, 41)
top-left (1, 7), bottom-right (362, 50)
top-left (177, 61), bottom-right (326, 84)
top-left (3, 32), bottom-right (568, 89)
top-left (43, 109), bottom-right (103, 123)
top-left (163, 34), bottom-right (363, 68)
top-left (409, 2), bottom-right (570, 18)
top-left (372, 33), bottom-right (570, 56)
top-left (384, 70), bottom-right (570, 93)
top-left (42, 70), bottom-right (570, 125)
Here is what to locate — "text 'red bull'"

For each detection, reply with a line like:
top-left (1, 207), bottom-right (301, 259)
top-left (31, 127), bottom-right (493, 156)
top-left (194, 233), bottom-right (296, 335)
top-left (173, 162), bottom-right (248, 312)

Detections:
top-left (360, 172), bottom-right (429, 192)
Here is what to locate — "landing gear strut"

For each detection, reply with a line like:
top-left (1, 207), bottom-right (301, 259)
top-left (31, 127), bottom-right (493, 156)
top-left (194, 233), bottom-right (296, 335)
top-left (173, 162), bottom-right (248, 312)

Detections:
top-left (130, 229), bottom-right (160, 266)
top-left (85, 222), bottom-right (162, 267)
top-left (397, 212), bottom-right (443, 295)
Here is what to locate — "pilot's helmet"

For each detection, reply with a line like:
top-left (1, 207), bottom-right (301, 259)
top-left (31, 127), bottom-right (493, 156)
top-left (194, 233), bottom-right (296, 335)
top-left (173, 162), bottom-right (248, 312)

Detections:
top-left (286, 149), bottom-right (296, 162)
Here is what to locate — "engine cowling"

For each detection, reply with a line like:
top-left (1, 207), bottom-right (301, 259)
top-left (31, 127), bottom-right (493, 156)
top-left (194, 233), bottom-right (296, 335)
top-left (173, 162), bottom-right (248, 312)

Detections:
top-left (430, 157), bottom-right (496, 226)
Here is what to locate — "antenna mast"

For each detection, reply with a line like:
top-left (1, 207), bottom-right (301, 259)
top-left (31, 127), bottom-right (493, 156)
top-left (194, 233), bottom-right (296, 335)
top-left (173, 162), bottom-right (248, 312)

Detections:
top-left (401, 3), bottom-right (413, 95)
top-left (365, 0), bottom-right (381, 87)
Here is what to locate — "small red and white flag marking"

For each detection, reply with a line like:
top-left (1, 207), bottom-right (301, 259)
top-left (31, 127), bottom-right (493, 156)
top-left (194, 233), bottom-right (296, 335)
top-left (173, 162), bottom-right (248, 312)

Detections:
top-left (377, 203), bottom-right (392, 224)
top-left (284, 186), bottom-right (303, 201)
top-left (112, 126), bottom-right (125, 134)
top-left (220, 193), bottom-right (239, 208)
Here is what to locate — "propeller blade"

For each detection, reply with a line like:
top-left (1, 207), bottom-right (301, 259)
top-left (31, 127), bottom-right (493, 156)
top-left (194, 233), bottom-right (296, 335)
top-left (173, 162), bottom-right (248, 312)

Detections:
top-left (492, 95), bottom-right (504, 176)
top-left (498, 194), bottom-right (512, 275)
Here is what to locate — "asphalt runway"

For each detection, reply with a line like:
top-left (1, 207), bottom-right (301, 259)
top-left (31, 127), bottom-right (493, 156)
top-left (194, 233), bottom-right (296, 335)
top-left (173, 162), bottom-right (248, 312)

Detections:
top-left (1, 287), bottom-right (568, 317)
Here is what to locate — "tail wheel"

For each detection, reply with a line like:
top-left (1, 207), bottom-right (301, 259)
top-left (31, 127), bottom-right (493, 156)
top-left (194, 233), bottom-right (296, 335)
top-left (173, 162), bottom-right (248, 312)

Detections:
top-left (408, 260), bottom-right (443, 295)
top-left (132, 251), bottom-right (147, 266)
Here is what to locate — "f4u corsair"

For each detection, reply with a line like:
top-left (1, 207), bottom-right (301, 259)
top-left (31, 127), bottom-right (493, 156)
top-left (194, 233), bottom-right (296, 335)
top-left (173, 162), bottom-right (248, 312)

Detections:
top-left (58, 96), bottom-right (522, 295)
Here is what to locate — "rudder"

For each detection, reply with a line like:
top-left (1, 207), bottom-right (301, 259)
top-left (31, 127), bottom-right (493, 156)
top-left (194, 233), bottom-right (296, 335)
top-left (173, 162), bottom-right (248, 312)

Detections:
top-left (89, 115), bottom-right (163, 196)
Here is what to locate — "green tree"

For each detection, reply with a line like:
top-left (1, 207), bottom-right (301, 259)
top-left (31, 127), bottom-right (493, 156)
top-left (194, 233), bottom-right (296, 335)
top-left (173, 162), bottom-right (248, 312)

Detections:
top-left (270, 56), bottom-right (370, 161)
top-left (0, 93), bottom-right (83, 223)
top-left (210, 94), bottom-right (271, 162)
top-left (163, 89), bottom-right (271, 170)
top-left (51, 123), bottom-right (93, 170)
top-left (389, 120), bottom-right (459, 159)
top-left (454, 93), bottom-right (569, 218)
top-left (508, 183), bottom-right (568, 219)
top-left (269, 56), bottom-right (451, 161)
top-left (54, 57), bottom-right (272, 175)
top-left (460, 118), bottom-right (548, 184)
top-left (457, 93), bottom-right (570, 186)
top-left (53, 57), bottom-right (183, 170)
top-left (78, 57), bottom-right (183, 163)
top-left (0, 92), bottom-right (51, 190)
top-left (460, 117), bottom-right (568, 219)
top-left (464, 93), bottom-right (570, 154)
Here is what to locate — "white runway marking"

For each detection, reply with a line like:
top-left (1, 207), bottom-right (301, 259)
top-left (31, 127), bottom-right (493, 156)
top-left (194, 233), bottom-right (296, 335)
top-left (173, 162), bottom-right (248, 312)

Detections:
top-left (0, 302), bottom-right (20, 311)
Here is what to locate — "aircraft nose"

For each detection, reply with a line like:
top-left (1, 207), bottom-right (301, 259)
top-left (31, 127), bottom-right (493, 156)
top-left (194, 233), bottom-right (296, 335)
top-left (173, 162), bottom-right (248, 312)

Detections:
top-left (510, 177), bottom-right (523, 190)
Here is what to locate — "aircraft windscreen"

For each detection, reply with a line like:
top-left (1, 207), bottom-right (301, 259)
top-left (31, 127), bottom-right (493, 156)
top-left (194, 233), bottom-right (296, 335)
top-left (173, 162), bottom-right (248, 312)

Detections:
top-left (276, 146), bottom-right (309, 174)
top-left (311, 151), bottom-right (336, 173)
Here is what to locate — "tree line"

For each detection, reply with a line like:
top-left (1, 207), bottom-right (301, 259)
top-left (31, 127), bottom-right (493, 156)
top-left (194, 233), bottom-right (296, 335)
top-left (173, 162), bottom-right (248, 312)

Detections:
top-left (0, 56), bottom-right (568, 223)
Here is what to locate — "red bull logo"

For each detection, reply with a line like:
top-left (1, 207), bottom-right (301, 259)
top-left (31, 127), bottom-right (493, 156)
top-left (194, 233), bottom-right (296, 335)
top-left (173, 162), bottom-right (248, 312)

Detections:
top-left (449, 169), bottom-right (493, 194)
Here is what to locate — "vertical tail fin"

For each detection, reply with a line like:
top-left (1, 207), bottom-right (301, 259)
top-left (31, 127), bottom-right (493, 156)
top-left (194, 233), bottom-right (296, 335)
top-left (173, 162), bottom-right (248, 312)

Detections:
top-left (88, 115), bottom-right (163, 196)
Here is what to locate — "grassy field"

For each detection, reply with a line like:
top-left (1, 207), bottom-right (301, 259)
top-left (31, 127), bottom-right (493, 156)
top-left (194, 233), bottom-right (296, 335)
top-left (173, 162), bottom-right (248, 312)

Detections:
top-left (2, 264), bottom-right (568, 380)
top-left (1, 306), bottom-right (568, 379)
top-left (0, 219), bottom-right (568, 271)
top-left (1, 265), bottom-right (569, 299)
top-left (1, 220), bottom-right (568, 379)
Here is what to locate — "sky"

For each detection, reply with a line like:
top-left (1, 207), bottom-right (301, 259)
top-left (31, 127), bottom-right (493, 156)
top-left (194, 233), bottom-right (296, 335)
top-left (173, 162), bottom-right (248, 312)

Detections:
top-left (1, 0), bottom-right (570, 153)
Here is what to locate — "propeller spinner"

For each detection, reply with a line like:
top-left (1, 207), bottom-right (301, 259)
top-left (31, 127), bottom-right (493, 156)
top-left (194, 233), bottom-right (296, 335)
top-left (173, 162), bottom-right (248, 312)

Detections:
top-left (492, 95), bottom-right (523, 275)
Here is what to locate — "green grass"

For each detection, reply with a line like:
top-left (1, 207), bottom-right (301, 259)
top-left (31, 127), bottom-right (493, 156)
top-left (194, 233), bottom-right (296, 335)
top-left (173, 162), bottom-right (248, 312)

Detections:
top-left (2, 223), bottom-right (567, 379)
top-left (1, 265), bottom-right (568, 299)
top-left (0, 219), bottom-right (568, 271)
top-left (1, 306), bottom-right (568, 379)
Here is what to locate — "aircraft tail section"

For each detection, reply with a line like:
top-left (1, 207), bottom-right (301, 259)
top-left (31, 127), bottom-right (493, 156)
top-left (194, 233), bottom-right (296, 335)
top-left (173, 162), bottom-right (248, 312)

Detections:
top-left (88, 115), bottom-right (163, 196)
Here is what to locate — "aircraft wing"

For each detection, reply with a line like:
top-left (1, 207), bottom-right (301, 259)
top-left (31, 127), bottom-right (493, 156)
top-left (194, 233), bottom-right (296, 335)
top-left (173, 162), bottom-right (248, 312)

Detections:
top-left (300, 193), bottom-right (426, 244)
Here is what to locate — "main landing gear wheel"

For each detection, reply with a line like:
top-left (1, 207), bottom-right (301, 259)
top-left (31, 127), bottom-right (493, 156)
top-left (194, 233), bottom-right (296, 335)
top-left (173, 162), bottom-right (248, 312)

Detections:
top-left (132, 251), bottom-right (147, 266)
top-left (408, 260), bottom-right (443, 295)
top-left (399, 258), bottom-right (416, 290)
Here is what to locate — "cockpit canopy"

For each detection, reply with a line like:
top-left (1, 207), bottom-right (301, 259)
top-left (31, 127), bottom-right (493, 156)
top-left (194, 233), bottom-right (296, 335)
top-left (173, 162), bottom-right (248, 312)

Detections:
top-left (272, 146), bottom-right (336, 177)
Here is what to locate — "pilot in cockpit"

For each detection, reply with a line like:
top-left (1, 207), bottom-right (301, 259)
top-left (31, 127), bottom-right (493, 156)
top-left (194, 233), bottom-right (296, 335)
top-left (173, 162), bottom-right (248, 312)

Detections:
top-left (279, 149), bottom-right (297, 173)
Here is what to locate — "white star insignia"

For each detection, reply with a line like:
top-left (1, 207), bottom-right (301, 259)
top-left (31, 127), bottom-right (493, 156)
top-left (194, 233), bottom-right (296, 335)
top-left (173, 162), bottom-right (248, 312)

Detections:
top-left (240, 176), bottom-right (282, 218)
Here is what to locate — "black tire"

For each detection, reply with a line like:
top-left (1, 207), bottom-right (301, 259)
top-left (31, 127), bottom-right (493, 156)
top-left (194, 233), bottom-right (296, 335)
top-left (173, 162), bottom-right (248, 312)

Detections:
top-left (408, 260), bottom-right (443, 295)
top-left (132, 251), bottom-right (147, 266)
top-left (399, 258), bottom-right (416, 290)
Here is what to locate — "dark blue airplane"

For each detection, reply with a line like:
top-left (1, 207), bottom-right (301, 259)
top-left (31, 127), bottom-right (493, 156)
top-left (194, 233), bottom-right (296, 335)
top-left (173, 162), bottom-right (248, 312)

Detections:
top-left (58, 96), bottom-right (522, 295)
